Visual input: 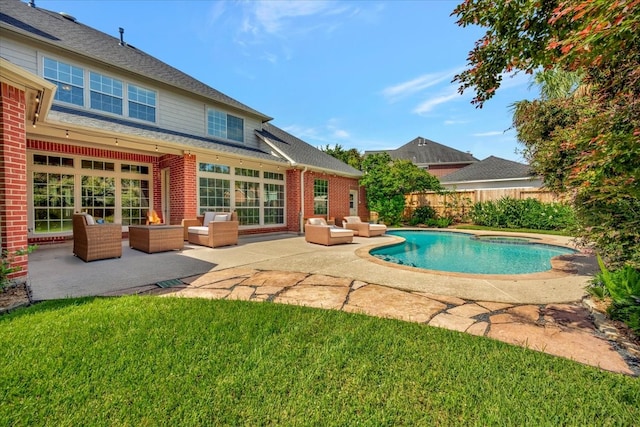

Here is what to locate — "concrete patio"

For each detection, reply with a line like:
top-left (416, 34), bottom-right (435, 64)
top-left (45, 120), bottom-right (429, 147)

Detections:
top-left (26, 230), bottom-right (639, 376)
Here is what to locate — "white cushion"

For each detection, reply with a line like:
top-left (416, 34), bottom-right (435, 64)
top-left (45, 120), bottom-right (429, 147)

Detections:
top-left (202, 212), bottom-right (216, 225)
top-left (84, 214), bottom-right (95, 225)
top-left (343, 216), bottom-right (361, 224)
top-left (330, 228), bottom-right (353, 237)
top-left (188, 226), bottom-right (209, 236)
top-left (213, 214), bottom-right (228, 222)
top-left (307, 218), bottom-right (327, 226)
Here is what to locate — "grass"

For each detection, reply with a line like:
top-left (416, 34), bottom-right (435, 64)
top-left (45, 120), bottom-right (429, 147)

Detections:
top-left (452, 224), bottom-right (574, 236)
top-left (2, 297), bottom-right (639, 426)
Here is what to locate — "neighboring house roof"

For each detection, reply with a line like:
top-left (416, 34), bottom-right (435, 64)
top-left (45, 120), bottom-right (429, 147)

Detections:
top-left (0, 0), bottom-right (271, 121)
top-left (365, 137), bottom-right (479, 165)
top-left (440, 156), bottom-right (536, 183)
top-left (256, 124), bottom-right (363, 177)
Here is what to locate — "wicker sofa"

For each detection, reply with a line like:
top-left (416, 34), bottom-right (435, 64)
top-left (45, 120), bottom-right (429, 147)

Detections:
top-left (342, 216), bottom-right (387, 237)
top-left (72, 213), bottom-right (122, 262)
top-left (305, 218), bottom-right (354, 246)
top-left (182, 211), bottom-right (239, 248)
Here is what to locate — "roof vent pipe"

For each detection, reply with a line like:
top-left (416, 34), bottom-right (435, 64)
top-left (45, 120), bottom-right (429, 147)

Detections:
top-left (28, 0), bottom-right (35, 7)
top-left (119, 27), bottom-right (125, 46)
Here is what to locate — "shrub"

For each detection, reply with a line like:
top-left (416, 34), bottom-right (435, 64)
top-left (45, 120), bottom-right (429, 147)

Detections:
top-left (1, 246), bottom-right (37, 291)
top-left (470, 197), bottom-right (576, 231)
top-left (588, 256), bottom-right (640, 335)
top-left (409, 205), bottom-right (437, 226)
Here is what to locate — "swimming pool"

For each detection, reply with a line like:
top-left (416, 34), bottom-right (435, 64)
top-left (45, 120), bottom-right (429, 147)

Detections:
top-left (370, 230), bottom-right (577, 275)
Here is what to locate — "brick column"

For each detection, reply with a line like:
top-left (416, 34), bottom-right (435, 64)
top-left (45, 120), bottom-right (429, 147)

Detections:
top-left (0, 82), bottom-right (29, 281)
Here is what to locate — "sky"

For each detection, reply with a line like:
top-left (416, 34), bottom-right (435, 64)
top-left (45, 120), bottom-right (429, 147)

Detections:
top-left (35, 0), bottom-right (538, 162)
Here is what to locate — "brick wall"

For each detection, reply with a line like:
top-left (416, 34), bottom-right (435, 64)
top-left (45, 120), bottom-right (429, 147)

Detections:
top-left (0, 82), bottom-right (28, 280)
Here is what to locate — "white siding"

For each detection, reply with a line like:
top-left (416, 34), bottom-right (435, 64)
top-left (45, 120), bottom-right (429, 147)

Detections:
top-left (0, 38), bottom-right (37, 73)
top-left (160, 91), bottom-right (205, 135)
top-left (1, 40), bottom-right (264, 146)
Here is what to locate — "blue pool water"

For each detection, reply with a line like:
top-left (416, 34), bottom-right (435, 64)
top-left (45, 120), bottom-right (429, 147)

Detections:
top-left (370, 230), bottom-right (576, 275)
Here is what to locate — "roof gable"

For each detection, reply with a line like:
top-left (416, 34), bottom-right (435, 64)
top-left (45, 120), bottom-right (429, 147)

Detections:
top-left (441, 156), bottom-right (535, 183)
top-left (256, 124), bottom-right (362, 177)
top-left (0, 0), bottom-right (271, 121)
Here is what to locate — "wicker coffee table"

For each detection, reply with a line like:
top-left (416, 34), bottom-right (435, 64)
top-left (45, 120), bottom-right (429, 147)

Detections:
top-left (128, 225), bottom-right (184, 253)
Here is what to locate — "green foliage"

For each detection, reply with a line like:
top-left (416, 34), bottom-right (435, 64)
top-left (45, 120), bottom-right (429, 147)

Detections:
top-left (320, 144), bottom-right (363, 170)
top-left (454, 0), bottom-right (640, 269)
top-left (470, 197), bottom-right (576, 231)
top-left (590, 256), bottom-right (640, 335)
top-left (1, 246), bottom-right (36, 291)
top-left (361, 153), bottom-right (441, 225)
top-left (408, 205), bottom-right (452, 228)
top-left (409, 205), bottom-right (437, 226)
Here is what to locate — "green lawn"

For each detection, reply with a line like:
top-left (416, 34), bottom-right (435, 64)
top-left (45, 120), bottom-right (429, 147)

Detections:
top-left (2, 297), bottom-right (638, 426)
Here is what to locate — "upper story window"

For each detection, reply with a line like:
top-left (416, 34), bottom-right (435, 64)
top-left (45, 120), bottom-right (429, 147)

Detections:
top-left (44, 57), bottom-right (84, 106)
top-left (42, 57), bottom-right (156, 123)
top-left (90, 72), bottom-right (123, 115)
top-left (128, 85), bottom-right (156, 122)
top-left (207, 109), bottom-right (244, 143)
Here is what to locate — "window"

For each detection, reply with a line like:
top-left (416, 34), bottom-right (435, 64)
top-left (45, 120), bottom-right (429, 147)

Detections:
top-left (128, 84), bottom-right (156, 122)
top-left (44, 57), bottom-right (84, 106)
top-left (121, 178), bottom-right (150, 225)
top-left (81, 176), bottom-right (116, 222)
top-left (235, 181), bottom-right (260, 225)
top-left (199, 177), bottom-right (231, 213)
top-left (33, 172), bottom-right (75, 233)
top-left (264, 183), bottom-right (284, 224)
top-left (30, 153), bottom-right (152, 233)
top-left (198, 162), bottom-right (285, 227)
top-left (313, 179), bottom-right (328, 215)
top-left (207, 109), bottom-right (244, 143)
top-left (90, 72), bottom-right (123, 115)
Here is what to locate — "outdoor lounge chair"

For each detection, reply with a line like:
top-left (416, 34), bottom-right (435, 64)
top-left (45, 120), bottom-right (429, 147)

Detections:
top-left (72, 213), bottom-right (122, 262)
top-left (182, 211), bottom-right (239, 248)
top-left (342, 216), bottom-right (387, 237)
top-left (305, 218), bottom-right (354, 246)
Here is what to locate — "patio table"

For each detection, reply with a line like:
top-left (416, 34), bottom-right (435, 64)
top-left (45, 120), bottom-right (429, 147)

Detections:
top-left (128, 225), bottom-right (184, 253)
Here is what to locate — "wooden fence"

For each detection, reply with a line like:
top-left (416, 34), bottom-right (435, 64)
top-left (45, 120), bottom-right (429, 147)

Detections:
top-left (405, 189), bottom-right (565, 221)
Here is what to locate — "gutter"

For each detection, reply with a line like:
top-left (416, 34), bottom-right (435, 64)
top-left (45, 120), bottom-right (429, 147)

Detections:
top-left (299, 167), bottom-right (308, 234)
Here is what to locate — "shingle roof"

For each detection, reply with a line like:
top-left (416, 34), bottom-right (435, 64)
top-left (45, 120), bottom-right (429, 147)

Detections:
top-left (365, 137), bottom-right (478, 165)
top-left (256, 124), bottom-right (363, 177)
top-left (48, 105), bottom-right (285, 163)
top-left (0, 0), bottom-right (271, 121)
top-left (440, 156), bottom-right (536, 183)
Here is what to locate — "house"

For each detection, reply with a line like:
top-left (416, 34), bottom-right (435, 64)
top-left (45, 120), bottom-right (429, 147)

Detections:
top-left (0, 0), bottom-right (365, 281)
top-left (364, 136), bottom-right (478, 178)
top-left (440, 156), bottom-right (542, 190)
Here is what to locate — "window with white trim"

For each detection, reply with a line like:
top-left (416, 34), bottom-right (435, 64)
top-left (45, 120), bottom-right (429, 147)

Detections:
top-left (90, 72), bottom-right (123, 115)
top-left (207, 109), bottom-right (244, 143)
top-left (29, 153), bottom-right (152, 233)
top-left (128, 84), bottom-right (156, 122)
top-left (313, 179), bottom-right (328, 215)
top-left (43, 57), bottom-right (84, 106)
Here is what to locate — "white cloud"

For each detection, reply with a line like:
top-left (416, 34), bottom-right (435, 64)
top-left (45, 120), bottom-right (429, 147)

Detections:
top-left (381, 68), bottom-right (463, 102)
top-left (444, 119), bottom-right (469, 126)
top-left (473, 131), bottom-right (504, 137)
top-left (413, 89), bottom-right (462, 115)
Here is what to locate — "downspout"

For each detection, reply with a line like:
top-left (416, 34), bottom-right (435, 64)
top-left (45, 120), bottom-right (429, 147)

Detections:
top-left (299, 166), bottom-right (308, 234)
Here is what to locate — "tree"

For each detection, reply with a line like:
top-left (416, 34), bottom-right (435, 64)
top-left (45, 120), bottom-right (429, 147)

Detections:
top-left (454, 0), bottom-right (640, 268)
top-left (321, 144), bottom-right (363, 170)
top-left (360, 153), bottom-right (441, 225)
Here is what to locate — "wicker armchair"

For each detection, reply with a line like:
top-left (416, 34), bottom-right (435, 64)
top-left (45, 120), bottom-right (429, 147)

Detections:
top-left (72, 213), bottom-right (122, 262)
top-left (305, 218), bottom-right (354, 246)
top-left (183, 211), bottom-right (239, 248)
top-left (342, 216), bottom-right (387, 237)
